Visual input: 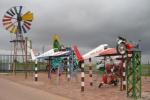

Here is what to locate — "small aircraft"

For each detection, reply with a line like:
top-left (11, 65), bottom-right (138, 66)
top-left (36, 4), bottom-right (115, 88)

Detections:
top-left (73, 44), bottom-right (109, 62)
top-left (30, 48), bottom-right (70, 61)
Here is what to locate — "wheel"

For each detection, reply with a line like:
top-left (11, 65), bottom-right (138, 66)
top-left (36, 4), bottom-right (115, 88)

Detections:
top-left (116, 42), bottom-right (127, 55)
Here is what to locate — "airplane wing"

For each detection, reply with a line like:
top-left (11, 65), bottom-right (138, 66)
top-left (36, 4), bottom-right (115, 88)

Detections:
top-left (82, 44), bottom-right (108, 60)
top-left (30, 49), bottom-right (54, 60)
top-left (36, 49), bottom-right (55, 58)
top-left (51, 51), bottom-right (70, 57)
top-left (98, 48), bottom-right (117, 56)
top-left (73, 44), bottom-right (108, 61)
top-left (30, 49), bottom-right (70, 61)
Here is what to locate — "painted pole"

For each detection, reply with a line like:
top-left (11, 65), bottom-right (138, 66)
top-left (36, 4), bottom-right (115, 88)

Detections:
top-left (122, 56), bottom-right (126, 90)
top-left (57, 65), bottom-right (60, 85)
top-left (48, 57), bottom-right (51, 79)
top-left (120, 55), bottom-right (126, 91)
top-left (120, 56), bottom-right (123, 91)
top-left (89, 58), bottom-right (93, 86)
top-left (67, 57), bottom-right (70, 81)
top-left (34, 60), bottom-right (38, 81)
top-left (81, 61), bottom-right (85, 92)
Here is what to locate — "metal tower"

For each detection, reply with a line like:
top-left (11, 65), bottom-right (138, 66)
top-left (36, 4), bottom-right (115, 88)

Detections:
top-left (2, 6), bottom-right (33, 75)
top-left (126, 51), bottom-right (142, 99)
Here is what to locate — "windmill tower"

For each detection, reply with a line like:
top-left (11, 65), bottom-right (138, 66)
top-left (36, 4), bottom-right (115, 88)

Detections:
top-left (2, 6), bottom-right (33, 74)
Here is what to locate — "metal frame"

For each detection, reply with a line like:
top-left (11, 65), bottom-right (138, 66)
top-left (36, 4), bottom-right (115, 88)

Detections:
top-left (126, 51), bottom-right (142, 99)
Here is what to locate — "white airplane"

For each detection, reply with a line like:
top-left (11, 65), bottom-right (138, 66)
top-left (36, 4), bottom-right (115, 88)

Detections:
top-left (31, 44), bottom-right (108, 61)
top-left (30, 48), bottom-right (70, 61)
top-left (73, 44), bottom-right (109, 61)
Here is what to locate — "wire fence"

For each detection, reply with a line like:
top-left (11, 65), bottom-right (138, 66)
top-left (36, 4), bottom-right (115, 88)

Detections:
top-left (0, 54), bottom-right (150, 76)
top-left (0, 54), bottom-right (47, 72)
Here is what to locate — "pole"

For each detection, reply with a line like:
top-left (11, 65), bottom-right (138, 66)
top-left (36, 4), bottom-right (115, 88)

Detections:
top-left (81, 61), bottom-right (85, 92)
top-left (25, 37), bottom-right (28, 79)
top-left (48, 57), bottom-right (51, 79)
top-left (89, 58), bottom-right (93, 86)
top-left (57, 64), bottom-right (60, 85)
top-left (34, 60), bottom-right (38, 81)
top-left (120, 55), bottom-right (123, 91)
top-left (67, 57), bottom-right (70, 81)
top-left (122, 55), bottom-right (126, 90)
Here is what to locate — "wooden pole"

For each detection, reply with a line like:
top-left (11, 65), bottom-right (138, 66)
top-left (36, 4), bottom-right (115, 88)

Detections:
top-left (34, 60), bottom-right (38, 81)
top-left (89, 58), bottom-right (93, 86)
top-left (25, 37), bottom-right (28, 79)
top-left (81, 61), bottom-right (85, 92)
top-left (67, 57), bottom-right (70, 81)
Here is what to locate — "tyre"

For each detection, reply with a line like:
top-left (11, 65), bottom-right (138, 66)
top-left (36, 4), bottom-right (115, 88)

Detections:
top-left (116, 42), bottom-right (127, 55)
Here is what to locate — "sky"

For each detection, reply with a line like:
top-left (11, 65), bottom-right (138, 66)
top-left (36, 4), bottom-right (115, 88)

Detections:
top-left (0, 0), bottom-right (150, 63)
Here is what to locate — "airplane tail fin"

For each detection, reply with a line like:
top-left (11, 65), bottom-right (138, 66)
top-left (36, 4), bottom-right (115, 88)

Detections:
top-left (30, 49), bottom-right (36, 61)
top-left (73, 45), bottom-right (84, 62)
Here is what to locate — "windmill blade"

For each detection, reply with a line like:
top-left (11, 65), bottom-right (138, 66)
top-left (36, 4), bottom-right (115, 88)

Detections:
top-left (19, 6), bottom-right (23, 15)
top-left (24, 21), bottom-right (31, 26)
top-left (3, 21), bottom-right (12, 26)
top-left (10, 8), bottom-right (15, 15)
top-left (6, 23), bottom-right (14, 30)
top-left (4, 15), bottom-right (12, 19)
top-left (2, 15), bottom-right (12, 25)
top-left (2, 18), bottom-right (11, 22)
top-left (4, 19), bottom-right (17, 33)
top-left (10, 27), bottom-right (18, 34)
top-left (14, 6), bottom-right (18, 15)
top-left (22, 25), bottom-right (27, 33)
top-left (23, 23), bottom-right (31, 30)
top-left (6, 11), bottom-right (13, 16)
top-left (10, 25), bottom-right (16, 33)
top-left (22, 11), bottom-right (33, 21)
top-left (13, 27), bottom-right (18, 34)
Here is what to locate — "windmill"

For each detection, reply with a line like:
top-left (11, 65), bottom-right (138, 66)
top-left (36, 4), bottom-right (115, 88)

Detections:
top-left (2, 6), bottom-right (33, 74)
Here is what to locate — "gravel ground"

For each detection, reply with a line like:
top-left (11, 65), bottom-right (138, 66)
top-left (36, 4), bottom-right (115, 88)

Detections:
top-left (0, 72), bottom-right (150, 100)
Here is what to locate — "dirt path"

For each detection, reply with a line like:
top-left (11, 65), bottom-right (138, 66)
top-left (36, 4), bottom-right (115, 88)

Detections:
top-left (0, 78), bottom-right (71, 100)
top-left (0, 72), bottom-right (149, 100)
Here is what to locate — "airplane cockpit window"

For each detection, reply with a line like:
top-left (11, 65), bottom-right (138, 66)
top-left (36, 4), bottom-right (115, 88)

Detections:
top-left (104, 45), bottom-right (108, 49)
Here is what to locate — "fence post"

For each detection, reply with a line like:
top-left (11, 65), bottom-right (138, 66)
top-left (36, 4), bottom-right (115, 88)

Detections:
top-left (81, 61), bottom-right (85, 92)
top-left (122, 56), bottom-right (126, 90)
top-left (34, 60), bottom-right (38, 81)
top-left (67, 57), bottom-right (70, 81)
top-left (89, 58), bottom-right (93, 86)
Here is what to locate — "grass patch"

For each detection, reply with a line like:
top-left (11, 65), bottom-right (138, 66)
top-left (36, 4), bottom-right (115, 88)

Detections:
top-left (142, 64), bottom-right (150, 76)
